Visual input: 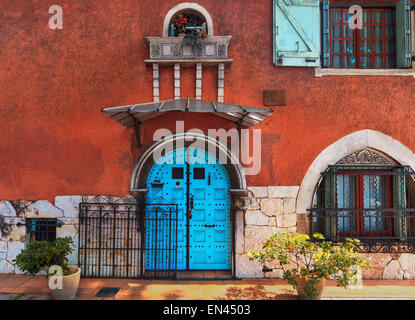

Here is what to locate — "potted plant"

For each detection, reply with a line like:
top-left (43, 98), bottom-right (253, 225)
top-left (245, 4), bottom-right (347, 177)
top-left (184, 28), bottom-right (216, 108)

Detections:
top-left (13, 237), bottom-right (80, 300)
top-left (183, 27), bottom-right (207, 54)
top-left (172, 14), bottom-right (188, 37)
top-left (170, 14), bottom-right (208, 53)
top-left (247, 232), bottom-right (371, 300)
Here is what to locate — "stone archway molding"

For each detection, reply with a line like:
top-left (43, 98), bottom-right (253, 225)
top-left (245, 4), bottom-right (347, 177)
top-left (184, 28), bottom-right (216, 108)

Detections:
top-left (296, 129), bottom-right (415, 213)
top-left (130, 131), bottom-right (247, 192)
top-left (163, 2), bottom-right (214, 37)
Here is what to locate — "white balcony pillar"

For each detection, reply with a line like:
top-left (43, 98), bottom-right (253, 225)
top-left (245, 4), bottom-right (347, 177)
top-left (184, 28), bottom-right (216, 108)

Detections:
top-left (174, 63), bottom-right (181, 99)
top-left (218, 63), bottom-right (225, 102)
top-left (195, 63), bottom-right (202, 100)
top-left (153, 63), bottom-right (159, 102)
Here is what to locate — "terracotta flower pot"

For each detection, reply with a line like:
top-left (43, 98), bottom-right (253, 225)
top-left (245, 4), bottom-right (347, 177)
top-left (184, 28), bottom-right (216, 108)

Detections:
top-left (48, 267), bottom-right (81, 300)
top-left (296, 277), bottom-right (326, 300)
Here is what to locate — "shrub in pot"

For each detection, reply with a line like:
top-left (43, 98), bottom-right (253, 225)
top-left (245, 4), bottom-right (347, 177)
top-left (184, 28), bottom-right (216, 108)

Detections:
top-left (247, 232), bottom-right (371, 300)
top-left (13, 237), bottom-right (80, 300)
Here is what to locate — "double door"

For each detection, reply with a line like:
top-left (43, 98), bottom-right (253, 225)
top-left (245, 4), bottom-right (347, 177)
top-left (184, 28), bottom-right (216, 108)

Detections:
top-left (146, 147), bottom-right (231, 270)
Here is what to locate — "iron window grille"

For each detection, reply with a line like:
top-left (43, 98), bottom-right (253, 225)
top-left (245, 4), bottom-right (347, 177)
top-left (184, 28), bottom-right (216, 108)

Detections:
top-left (26, 218), bottom-right (60, 242)
top-left (310, 165), bottom-right (415, 252)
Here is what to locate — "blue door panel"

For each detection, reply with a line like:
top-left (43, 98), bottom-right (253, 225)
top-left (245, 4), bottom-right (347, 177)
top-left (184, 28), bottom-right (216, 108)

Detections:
top-left (193, 188), bottom-right (205, 200)
top-left (193, 250), bottom-right (206, 264)
top-left (192, 209), bottom-right (205, 221)
top-left (214, 251), bottom-right (227, 263)
top-left (214, 189), bottom-right (226, 200)
top-left (214, 209), bottom-right (226, 221)
top-left (178, 209), bottom-right (185, 222)
top-left (214, 230), bottom-right (227, 243)
top-left (194, 230), bottom-right (206, 242)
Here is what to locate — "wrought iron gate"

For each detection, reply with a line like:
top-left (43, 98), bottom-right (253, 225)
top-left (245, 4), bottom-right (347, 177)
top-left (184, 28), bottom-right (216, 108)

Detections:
top-left (78, 198), bottom-right (178, 279)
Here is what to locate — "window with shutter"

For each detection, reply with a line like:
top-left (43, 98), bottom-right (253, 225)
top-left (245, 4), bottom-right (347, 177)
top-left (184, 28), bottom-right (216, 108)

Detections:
top-left (273, 0), bottom-right (321, 67)
top-left (396, 0), bottom-right (412, 68)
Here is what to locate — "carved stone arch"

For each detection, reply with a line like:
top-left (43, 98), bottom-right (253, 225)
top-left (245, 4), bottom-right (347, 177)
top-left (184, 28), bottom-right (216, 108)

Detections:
top-left (296, 130), bottom-right (415, 213)
top-left (163, 2), bottom-right (214, 37)
top-left (130, 132), bottom-right (246, 193)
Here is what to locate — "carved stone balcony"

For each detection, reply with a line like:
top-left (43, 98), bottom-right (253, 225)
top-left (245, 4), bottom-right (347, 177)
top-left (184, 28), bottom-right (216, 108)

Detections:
top-left (145, 36), bottom-right (233, 67)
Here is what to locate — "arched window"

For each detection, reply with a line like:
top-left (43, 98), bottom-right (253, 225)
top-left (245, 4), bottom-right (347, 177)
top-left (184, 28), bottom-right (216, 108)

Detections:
top-left (162, 3), bottom-right (214, 37)
top-left (311, 148), bottom-right (415, 250)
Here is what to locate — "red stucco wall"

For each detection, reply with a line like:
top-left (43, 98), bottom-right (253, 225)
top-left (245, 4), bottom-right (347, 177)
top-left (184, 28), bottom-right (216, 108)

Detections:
top-left (0, 0), bottom-right (414, 202)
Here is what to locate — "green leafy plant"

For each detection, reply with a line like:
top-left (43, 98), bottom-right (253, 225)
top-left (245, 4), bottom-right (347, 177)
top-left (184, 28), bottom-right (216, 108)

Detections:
top-left (13, 237), bottom-right (75, 276)
top-left (9, 293), bottom-right (24, 300)
top-left (247, 232), bottom-right (371, 298)
top-left (183, 28), bottom-right (207, 54)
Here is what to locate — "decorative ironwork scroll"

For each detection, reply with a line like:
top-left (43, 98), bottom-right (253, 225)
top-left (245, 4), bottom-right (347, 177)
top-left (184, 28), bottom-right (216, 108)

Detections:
top-left (336, 149), bottom-right (393, 165)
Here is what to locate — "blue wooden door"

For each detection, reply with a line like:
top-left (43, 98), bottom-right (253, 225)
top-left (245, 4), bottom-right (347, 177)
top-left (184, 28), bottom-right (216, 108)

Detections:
top-left (146, 147), bottom-right (231, 271)
top-left (187, 148), bottom-right (231, 270)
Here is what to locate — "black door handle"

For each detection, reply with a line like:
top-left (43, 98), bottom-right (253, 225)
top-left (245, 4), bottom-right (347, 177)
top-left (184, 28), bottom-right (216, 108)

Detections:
top-left (188, 194), bottom-right (194, 219)
top-left (205, 224), bottom-right (215, 228)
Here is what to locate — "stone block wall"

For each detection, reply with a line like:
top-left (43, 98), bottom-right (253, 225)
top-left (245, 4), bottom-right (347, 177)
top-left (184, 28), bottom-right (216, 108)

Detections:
top-left (361, 253), bottom-right (415, 280)
top-left (0, 196), bottom-right (82, 274)
top-left (235, 186), bottom-right (299, 278)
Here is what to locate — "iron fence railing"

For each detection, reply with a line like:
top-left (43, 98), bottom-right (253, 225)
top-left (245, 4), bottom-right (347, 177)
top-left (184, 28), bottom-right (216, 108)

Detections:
top-left (310, 209), bottom-right (415, 252)
top-left (144, 204), bottom-right (178, 279)
top-left (78, 201), bottom-right (178, 279)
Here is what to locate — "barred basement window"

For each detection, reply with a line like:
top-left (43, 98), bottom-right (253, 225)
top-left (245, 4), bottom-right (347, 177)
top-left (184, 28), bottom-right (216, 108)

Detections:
top-left (311, 149), bottom-right (415, 252)
top-left (26, 218), bottom-right (59, 242)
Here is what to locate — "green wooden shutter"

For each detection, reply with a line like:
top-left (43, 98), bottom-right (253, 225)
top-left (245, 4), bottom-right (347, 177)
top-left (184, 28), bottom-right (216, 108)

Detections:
top-left (324, 170), bottom-right (337, 240)
top-left (321, 0), bottom-right (330, 67)
top-left (273, 0), bottom-right (321, 67)
top-left (393, 168), bottom-right (407, 238)
top-left (396, 0), bottom-right (412, 68)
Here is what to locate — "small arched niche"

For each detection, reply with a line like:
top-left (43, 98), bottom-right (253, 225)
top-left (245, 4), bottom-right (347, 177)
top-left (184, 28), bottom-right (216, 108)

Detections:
top-left (163, 3), bottom-right (214, 37)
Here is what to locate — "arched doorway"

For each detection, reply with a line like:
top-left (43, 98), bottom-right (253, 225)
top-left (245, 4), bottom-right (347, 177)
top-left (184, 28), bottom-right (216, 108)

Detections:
top-left (131, 132), bottom-right (246, 276)
top-left (145, 146), bottom-right (231, 270)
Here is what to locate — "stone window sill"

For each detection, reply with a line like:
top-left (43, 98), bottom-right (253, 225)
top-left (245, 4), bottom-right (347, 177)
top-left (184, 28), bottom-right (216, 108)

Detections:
top-left (315, 67), bottom-right (415, 77)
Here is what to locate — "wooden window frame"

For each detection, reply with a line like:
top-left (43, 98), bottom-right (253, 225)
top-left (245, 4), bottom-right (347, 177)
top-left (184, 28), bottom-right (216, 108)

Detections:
top-left (336, 169), bottom-right (394, 237)
top-left (329, 7), bottom-right (396, 68)
top-left (318, 0), bottom-right (413, 75)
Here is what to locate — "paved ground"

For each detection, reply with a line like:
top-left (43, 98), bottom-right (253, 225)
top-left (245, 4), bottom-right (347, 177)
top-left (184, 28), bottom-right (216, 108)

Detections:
top-left (1, 274), bottom-right (415, 300)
